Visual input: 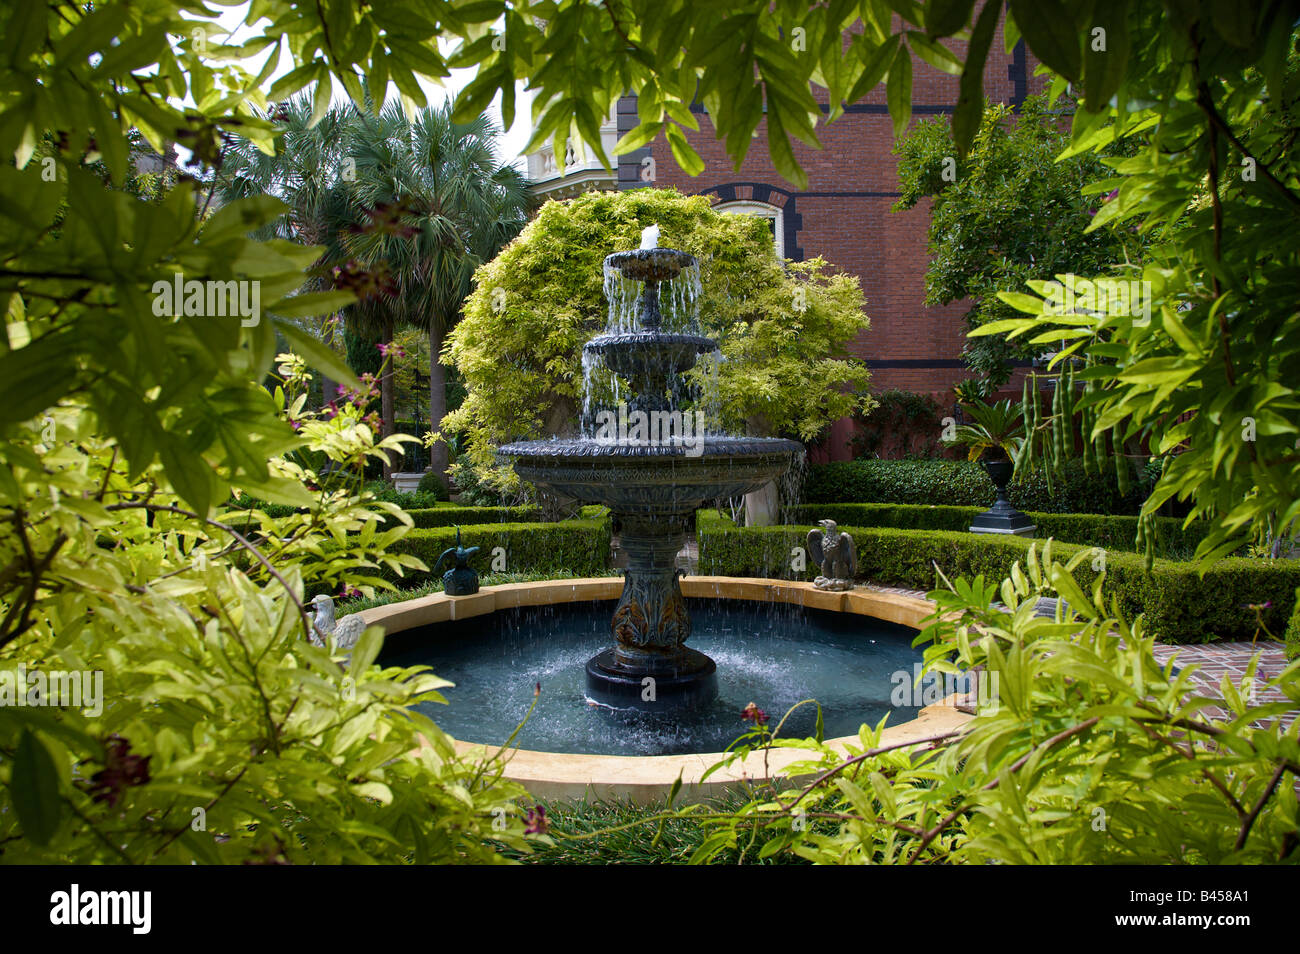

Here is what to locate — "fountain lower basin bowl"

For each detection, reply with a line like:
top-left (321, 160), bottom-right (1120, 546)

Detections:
top-left (499, 437), bottom-right (802, 515)
top-left (361, 577), bottom-right (971, 803)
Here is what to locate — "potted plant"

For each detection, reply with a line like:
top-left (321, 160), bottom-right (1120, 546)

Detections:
top-left (946, 398), bottom-right (1035, 536)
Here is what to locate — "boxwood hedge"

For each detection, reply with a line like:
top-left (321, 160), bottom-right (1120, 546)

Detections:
top-left (784, 503), bottom-right (1210, 557)
top-left (378, 517), bottom-right (612, 588)
top-left (696, 512), bottom-right (1300, 644)
top-left (804, 458), bottom-right (1146, 515)
top-left (402, 505), bottom-right (542, 528)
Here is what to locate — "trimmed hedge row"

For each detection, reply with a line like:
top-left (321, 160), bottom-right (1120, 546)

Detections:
top-left (784, 503), bottom-right (1210, 557)
top-left (696, 513), bottom-right (1300, 644)
top-left (805, 458), bottom-right (1145, 515)
top-left (403, 505), bottom-right (542, 528)
top-left (381, 517), bottom-right (612, 587)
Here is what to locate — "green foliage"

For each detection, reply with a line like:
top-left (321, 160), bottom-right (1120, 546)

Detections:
top-left (946, 397), bottom-right (1025, 462)
top-left (377, 518), bottom-right (613, 589)
top-left (783, 503), bottom-right (1210, 556)
top-left (504, 795), bottom-right (808, 865)
top-left (416, 470), bottom-right (449, 500)
top-left (894, 93), bottom-right (1147, 387)
top-left (974, 11), bottom-right (1300, 564)
top-left (696, 514), bottom-right (1300, 643)
top-left (344, 325), bottom-right (384, 378)
top-left (444, 188), bottom-right (872, 494)
top-left (685, 544), bottom-right (1300, 864)
top-left (0, 378), bottom-right (540, 862)
top-left (1286, 588), bottom-right (1300, 661)
top-left (805, 458), bottom-right (1144, 515)
top-left (3, 0), bottom-right (1297, 866)
top-left (0, 4), bottom-right (553, 862)
top-left (404, 505), bottom-right (541, 529)
top-left (849, 388), bottom-right (947, 459)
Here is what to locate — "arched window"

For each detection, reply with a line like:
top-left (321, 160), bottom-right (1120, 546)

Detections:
top-left (713, 200), bottom-right (784, 260)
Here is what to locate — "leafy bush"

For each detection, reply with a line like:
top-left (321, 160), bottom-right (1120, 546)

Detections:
top-left (1, 358), bottom-right (535, 862)
top-left (449, 457), bottom-right (516, 507)
top-left (805, 458), bottom-right (1143, 515)
top-left (696, 513), bottom-right (1300, 644)
top-left (362, 487), bottom-right (449, 511)
top-left (784, 503), bottom-right (1210, 556)
top-left (848, 389), bottom-right (949, 459)
top-left (684, 544), bottom-right (1300, 864)
top-left (416, 469), bottom-right (449, 500)
top-left (443, 187), bottom-right (873, 496)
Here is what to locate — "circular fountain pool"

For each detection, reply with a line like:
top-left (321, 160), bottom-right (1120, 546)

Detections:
top-left (357, 578), bottom-right (971, 802)
top-left (378, 597), bottom-right (924, 757)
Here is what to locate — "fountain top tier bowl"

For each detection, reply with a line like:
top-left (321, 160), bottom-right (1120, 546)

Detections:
top-left (605, 246), bottom-right (695, 283)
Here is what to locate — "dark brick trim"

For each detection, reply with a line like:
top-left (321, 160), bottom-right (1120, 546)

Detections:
top-left (693, 182), bottom-right (804, 262)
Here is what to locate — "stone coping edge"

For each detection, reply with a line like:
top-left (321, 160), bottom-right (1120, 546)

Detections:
top-left (360, 576), bottom-right (971, 803)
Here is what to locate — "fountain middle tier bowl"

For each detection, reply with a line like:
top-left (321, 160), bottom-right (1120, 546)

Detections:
top-left (584, 331), bottom-right (717, 377)
top-left (499, 435), bottom-right (801, 515)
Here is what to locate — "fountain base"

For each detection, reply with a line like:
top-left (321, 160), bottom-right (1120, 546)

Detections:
top-left (585, 647), bottom-right (718, 711)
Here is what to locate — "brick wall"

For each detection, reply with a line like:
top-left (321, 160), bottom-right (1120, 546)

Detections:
top-left (622, 15), bottom-right (1045, 458)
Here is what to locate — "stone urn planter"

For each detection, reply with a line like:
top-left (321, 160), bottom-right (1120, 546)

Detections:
top-left (391, 471), bottom-right (426, 494)
top-left (970, 457), bottom-right (1036, 536)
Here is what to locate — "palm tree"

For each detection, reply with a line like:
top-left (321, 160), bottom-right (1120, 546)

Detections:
top-left (342, 101), bottom-right (530, 485)
top-left (219, 93), bottom-right (530, 483)
top-left (218, 96), bottom-right (358, 428)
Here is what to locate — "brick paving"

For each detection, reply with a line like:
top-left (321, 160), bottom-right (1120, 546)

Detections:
top-left (861, 581), bottom-right (1295, 728)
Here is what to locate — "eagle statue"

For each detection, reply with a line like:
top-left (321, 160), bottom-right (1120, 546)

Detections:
top-left (309, 594), bottom-right (366, 650)
top-left (807, 519), bottom-right (857, 591)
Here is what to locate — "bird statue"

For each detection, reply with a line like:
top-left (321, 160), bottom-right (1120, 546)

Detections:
top-left (434, 527), bottom-right (481, 596)
top-left (309, 594), bottom-right (366, 650)
top-left (807, 519), bottom-right (857, 591)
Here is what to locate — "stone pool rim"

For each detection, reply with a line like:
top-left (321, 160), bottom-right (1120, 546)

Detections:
top-left (359, 576), bottom-right (972, 803)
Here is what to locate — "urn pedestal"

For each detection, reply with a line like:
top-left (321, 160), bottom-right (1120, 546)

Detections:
top-left (969, 458), bottom-right (1036, 537)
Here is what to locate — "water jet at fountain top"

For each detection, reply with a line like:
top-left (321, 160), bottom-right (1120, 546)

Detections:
top-left (498, 229), bottom-right (802, 709)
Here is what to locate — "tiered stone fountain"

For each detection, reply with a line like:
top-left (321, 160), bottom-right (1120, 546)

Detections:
top-left (500, 228), bottom-right (800, 709)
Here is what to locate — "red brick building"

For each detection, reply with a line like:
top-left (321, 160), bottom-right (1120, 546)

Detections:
top-left (526, 19), bottom-right (1043, 460)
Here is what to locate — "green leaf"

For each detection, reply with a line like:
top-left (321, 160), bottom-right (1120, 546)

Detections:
top-left (954, 0), bottom-right (1000, 154)
top-left (267, 290), bottom-right (358, 320)
top-left (1010, 0), bottom-right (1082, 81)
top-left (847, 34), bottom-right (901, 102)
top-left (613, 121), bottom-right (663, 155)
top-left (349, 625), bottom-right (383, 672)
top-left (886, 43), bottom-right (913, 139)
top-left (908, 32), bottom-right (963, 76)
top-left (277, 321), bottom-right (359, 388)
top-left (11, 730), bottom-right (65, 847)
top-left (1082, 0), bottom-right (1130, 111)
top-left (764, 107), bottom-right (807, 189)
top-left (665, 124), bottom-right (705, 177)
top-left (925, 0), bottom-right (975, 36)
top-left (6, 1), bottom-right (49, 67)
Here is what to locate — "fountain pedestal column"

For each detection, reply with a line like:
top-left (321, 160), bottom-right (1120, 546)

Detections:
top-left (585, 513), bottom-right (717, 709)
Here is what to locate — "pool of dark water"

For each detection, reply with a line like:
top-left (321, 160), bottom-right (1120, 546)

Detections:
top-left (378, 598), bottom-right (925, 756)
